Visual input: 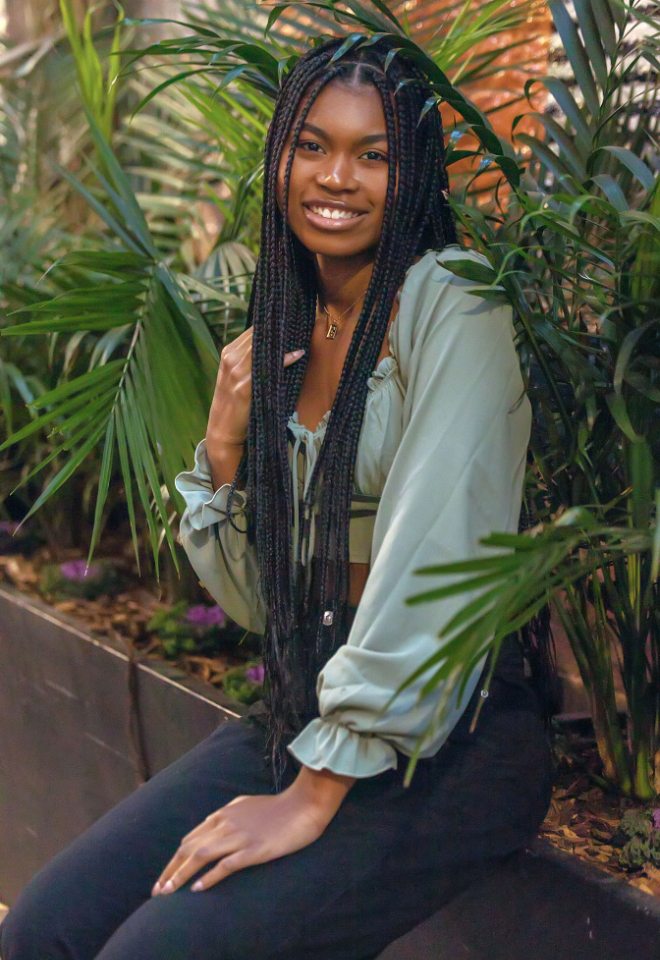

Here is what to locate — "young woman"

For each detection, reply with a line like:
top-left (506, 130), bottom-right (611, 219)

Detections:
top-left (0, 36), bottom-right (555, 960)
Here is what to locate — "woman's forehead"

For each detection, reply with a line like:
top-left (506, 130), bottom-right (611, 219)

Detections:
top-left (286, 79), bottom-right (392, 142)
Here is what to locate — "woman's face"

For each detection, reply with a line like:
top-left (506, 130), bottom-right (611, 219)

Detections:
top-left (276, 78), bottom-right (397, 261)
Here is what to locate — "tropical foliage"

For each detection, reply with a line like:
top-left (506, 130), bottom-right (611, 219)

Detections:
top-left (398, 0), bottom-right (659, 798)
top-left (0, 0), bottom-right (657, 797)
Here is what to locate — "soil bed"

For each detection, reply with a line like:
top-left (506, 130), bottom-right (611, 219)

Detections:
top-left (539, 723), bottom-right (660, 898)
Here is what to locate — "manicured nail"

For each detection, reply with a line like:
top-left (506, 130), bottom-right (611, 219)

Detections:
top-left (292, 349), bottom-right (305, 357)
top-left (161, 880), bottom-right (174, 894)
top-left (151, 882), bottom-right (161, 896)
top-left (191, 880), bottom-right (204, 892)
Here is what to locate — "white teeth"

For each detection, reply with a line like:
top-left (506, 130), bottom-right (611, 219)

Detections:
top-left (309, 206), bottom-right (361, 221)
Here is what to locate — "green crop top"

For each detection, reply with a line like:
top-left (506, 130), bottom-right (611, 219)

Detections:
top-left (174, 245), bottom-right (532, 779)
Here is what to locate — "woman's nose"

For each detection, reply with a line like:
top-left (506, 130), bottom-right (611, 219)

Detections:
top-left (316, 155), bottom-right (357, 188)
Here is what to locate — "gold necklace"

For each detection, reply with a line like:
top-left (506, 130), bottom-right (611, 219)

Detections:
top-left (318, 289), bottom-right (368, 339)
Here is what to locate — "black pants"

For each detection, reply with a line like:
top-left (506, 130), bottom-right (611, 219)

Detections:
top-left (0, 638), bottom-right (553, 960)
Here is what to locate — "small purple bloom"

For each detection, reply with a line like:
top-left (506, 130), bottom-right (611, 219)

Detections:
top-left (0, 520), bottom-right (19, 534)
top-left (184, 604), bottom-right (226, 628)
top-left (60, 559), bottom-right (102, 581)
top-left (246, 664), bottom-right (265, 685)
top-left (652, 809), bottom-right (660, 831)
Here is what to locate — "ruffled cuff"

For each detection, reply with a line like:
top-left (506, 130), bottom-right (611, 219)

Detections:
top-left (174, 438), bottom-right (247, 532)
top-left (286, 717), bottom-right (399, 779)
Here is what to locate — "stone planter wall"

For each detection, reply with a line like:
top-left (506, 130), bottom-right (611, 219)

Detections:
top-left (0, 584), bottom-right (242, 903)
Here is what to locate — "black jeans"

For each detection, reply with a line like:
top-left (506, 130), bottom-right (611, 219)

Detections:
top-left (0, 637), bottom-right (553, 960)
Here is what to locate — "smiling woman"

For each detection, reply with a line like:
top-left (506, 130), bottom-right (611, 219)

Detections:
top-left (276, 79), bottom-right (399, 430)
top-left (0, 34), bottom-right (553, 960)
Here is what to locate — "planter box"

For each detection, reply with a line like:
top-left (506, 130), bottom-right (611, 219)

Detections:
top-left (1, 583), bottom-right (659, 959)
top-left (0, 583), bottom-right (243, 904)
top-left (379, 839), bottom-right (660, 960)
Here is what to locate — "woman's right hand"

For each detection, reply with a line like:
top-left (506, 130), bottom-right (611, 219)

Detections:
top-left (207, 327), bottom-right (305, 444)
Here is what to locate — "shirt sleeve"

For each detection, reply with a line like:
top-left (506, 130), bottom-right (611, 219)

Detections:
top-left (286, 248), bottom-right (532, 778)
top-left (174, 438), bottom-right (266, 635)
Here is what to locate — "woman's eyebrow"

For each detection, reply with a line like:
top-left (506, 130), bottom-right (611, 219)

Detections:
top-left (300, 121), bottom-right (387, 145)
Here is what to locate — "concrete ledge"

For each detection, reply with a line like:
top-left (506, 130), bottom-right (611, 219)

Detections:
top-left (0, 584), bottom-right (243, 902)
top-left (379, 837), bottom-right (659, 959)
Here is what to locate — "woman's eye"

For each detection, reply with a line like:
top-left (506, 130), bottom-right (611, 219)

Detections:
top-left (296, 142), bottom-right (387, 162)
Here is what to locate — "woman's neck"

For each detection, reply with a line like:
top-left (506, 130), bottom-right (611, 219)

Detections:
top-left (314, 251), bottom-right (375, 314)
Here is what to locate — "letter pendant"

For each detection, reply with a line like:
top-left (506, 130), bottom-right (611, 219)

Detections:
top-left (325, 322), bottom-right (338, 340)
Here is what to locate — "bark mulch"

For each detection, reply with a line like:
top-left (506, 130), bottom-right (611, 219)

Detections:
top-left (540, 724), bottom-right (660, 899)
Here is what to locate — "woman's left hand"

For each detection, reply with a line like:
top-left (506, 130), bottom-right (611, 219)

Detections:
top-left (152, 768), bottom-right (354, 895)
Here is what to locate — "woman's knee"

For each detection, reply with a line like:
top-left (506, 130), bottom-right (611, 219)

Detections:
top-left (94, 884), bottom-right (293, 960)
top-left (0, 841), bottom-right (129, 960)
top-left (0, 872), bottom-right (77, 960)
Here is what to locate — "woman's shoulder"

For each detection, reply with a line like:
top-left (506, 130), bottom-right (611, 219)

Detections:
top-left (391, 244), bottom-right (513, 379)
top-left (402, 243), bottom-right (492, 294)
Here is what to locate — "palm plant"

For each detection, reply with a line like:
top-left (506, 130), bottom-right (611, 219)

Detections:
top-left (0, 0), bottom-right (255, 563)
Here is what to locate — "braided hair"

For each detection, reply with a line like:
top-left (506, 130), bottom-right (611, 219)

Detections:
top-left (224, 36), bottom-right (457, 787)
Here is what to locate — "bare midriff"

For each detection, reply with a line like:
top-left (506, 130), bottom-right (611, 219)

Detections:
top-left (348, 562), bottom-right (370, 607)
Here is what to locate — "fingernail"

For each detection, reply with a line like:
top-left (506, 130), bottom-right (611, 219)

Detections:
top-left (151, 882), bottom-right (161, 896)
top-left (191, 880), bottom-right (204, 892)
top-left (161, 880), bottom-right (174, 894)
top-left (292, 349), bottom-right (305, 357)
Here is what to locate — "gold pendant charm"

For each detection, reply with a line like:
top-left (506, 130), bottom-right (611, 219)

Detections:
top-left (326, 322), bottom-right (338, 339)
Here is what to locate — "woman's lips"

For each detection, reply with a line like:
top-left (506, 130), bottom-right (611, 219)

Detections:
top-left (302, 205), bottom-right (367, 231)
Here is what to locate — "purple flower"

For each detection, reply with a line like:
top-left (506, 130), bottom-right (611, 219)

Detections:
top-left (184, 604), bottom-right (226, 628)
top-left (246, 663), bottom-right (265, 685)
top-left (652, 809), bottom-right (660, 831)
top-left (59, 560), bottom-right (102, 581)
top-left (0, 520), bottom-right (19, 534)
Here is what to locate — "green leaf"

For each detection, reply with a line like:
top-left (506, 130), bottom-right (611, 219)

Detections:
top-left (17, 421), bottom-right (106, 525)
top-left (605, 392), bottom-right (644, 443)
top-left (594, 146), bottom-right (655, 191)
top-left (538, 77), bottom-right (592, 154)
top-left (548, 0), bottom-right (599, 116)
top-left (573, 0), bottom-right (609, 89)
top-left (86, 415), bottom-right (116, 565)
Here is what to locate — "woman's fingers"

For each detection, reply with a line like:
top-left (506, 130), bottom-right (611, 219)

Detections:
top-left (151, 818), bottom-right (218, 894)
top-left (283, 348), bottom-right (305, 367)
top-left (190, 849), bottom-right (255, 891)
top-left (152, 841), bottom-right (193, 895)
top-left (153, 832), bottom-right (241, 896)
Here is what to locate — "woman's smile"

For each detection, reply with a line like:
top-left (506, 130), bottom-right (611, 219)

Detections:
top-left (302, 203), bottom-right (368, 231)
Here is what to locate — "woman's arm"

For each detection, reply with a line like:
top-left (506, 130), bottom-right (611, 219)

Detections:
top-left (174, 437), bottom-right (267, 634)
top-left (286, 248), bottom-right (532, 779)
top-left (174, 332), bottom-right (305, 633)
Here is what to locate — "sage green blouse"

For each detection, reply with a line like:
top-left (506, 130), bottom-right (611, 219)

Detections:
top-left (174, 245), bottom-right (532, 779)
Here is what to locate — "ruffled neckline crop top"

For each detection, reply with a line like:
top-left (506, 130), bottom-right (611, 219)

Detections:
top-left (287, 312), bottom-right (403, 566)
